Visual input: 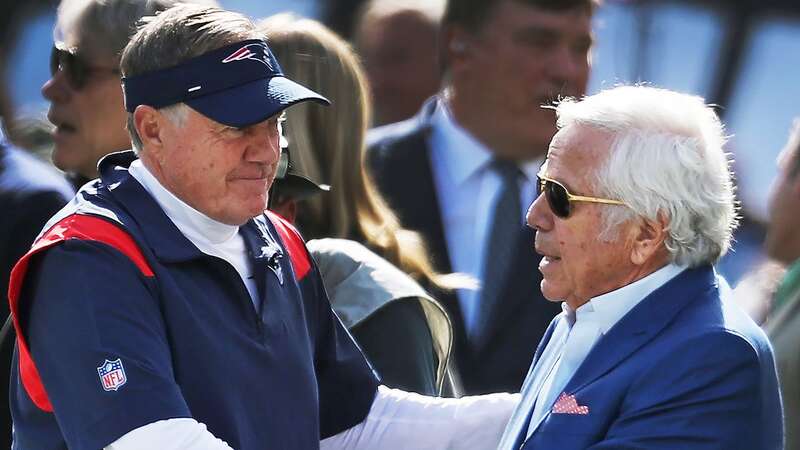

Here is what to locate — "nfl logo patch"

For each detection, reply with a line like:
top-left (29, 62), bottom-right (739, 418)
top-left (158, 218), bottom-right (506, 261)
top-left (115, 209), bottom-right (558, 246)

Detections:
top-left (97, 359), bottom-right (127, 391)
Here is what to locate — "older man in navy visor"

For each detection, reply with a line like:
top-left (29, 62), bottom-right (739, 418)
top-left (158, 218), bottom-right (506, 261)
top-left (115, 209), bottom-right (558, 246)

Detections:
top-left (8, 5), bottom-right (519, 450)
top-left (120, 27), bottom-right (328, 227)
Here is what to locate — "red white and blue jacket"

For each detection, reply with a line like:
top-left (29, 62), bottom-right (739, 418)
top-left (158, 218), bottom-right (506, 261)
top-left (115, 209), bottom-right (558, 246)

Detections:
top-left (8, 151), bottom-right (378, 450)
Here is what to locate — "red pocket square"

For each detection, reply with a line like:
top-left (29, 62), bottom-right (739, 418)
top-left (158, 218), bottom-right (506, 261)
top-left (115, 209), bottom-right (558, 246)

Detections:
top-left (551, 392), bottom-right (589, 415)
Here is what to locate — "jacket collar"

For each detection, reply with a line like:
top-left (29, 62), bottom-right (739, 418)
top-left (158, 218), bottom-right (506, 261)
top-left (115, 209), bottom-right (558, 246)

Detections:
top-left (562, 265), bottom-right (718, 395)
top-left (97, 150), bottom-right (273, 264)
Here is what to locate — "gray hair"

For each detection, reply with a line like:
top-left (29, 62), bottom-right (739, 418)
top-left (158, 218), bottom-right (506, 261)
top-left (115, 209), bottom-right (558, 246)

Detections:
top-left (555, 85), bottom-right (738, 267)
top-left (55, 0), bottom-right (218, 58)
top-left (120, 4), bottom-right (262, 151)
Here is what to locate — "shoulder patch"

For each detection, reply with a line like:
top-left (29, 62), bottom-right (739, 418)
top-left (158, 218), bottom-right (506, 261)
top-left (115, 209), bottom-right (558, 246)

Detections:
top-left (97, 358), bottom-right (128, 392)
top-left (9, 214), bottom-right (153, 412)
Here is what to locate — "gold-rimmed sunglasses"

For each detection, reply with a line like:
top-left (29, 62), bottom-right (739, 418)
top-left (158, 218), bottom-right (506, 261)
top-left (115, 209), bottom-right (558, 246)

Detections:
top-left (537, 175), bottom-right (626, 218)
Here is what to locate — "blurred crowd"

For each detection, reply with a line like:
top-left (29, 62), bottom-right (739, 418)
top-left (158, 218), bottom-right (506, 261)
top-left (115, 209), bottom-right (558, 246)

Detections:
top-left (0, 0), bottom-right (798, 449)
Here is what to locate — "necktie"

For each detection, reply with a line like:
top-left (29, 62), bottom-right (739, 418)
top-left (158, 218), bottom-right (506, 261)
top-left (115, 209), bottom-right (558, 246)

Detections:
top-left (472, 159), bottom-right (522, 347)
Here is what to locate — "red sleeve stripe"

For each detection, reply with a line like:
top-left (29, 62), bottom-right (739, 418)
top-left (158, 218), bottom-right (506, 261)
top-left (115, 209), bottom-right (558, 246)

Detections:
top-left (265, 211), bottom-right (311, 281)
top-left (8, 214), bottom-right (154, 412)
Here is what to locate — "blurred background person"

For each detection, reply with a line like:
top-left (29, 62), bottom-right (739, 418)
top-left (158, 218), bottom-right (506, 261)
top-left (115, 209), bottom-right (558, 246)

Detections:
top-left (366, 0), bottom-right (595, 395)
top-left (353, 0), bottom-right (444, 126)
top-left (42, 0), bottom-right (216, 189)
top-left (763, 118), bottom-right (800, 450)
top-left (261, 13), bottom-right (470, 395)
top-left (0, 126), bottom-right (73, 448)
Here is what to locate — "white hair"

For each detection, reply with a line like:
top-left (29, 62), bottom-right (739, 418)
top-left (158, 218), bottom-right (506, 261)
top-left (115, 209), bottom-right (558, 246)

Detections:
top-left (555, 85), bottom-right (739, 267)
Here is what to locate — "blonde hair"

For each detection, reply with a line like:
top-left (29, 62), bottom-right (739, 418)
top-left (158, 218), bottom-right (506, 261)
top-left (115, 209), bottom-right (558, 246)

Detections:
top-left (261, 14), bottom-right (466, 290)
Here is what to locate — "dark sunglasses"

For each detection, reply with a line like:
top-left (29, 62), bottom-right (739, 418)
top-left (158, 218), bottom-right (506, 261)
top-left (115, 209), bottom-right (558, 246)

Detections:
top-left (538, 175), bottom-right (626, 218)
top-left (50, 46), bottom-right (120, 90)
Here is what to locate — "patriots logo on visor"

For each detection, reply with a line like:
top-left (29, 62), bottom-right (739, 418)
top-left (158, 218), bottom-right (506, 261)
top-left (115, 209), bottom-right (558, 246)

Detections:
top-left (221, 42), bottom-right (273, 70)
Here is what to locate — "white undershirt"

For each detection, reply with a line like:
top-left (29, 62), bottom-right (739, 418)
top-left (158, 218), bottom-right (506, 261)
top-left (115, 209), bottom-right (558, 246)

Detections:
top-left (128, 160), bottom-right (260, 307)
top-left (107, 160), bottom-right (521, 449)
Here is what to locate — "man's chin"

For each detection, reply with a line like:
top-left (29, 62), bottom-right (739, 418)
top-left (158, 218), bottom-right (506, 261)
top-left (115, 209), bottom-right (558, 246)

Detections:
top-left (51, 146), bottom-right (88, 175)
top-left (540, 280), bottom-right (565, 303)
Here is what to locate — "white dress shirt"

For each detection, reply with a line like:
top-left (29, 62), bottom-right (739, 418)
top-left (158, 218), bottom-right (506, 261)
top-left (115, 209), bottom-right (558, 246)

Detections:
top-left (427, 99), bottom-right (541, 335)
top-left (499, 263), bottom-right (687, 446)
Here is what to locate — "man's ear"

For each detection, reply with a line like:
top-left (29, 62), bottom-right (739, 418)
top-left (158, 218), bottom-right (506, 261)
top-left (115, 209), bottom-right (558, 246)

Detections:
top-left (133, 105), bottom-right (167, 160)
top-left (630, 213), bottom-right (669, 266)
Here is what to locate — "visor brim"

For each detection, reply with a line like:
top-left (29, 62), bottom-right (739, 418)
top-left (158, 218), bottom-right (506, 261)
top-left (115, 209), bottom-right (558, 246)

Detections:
top-left (186, 76), bottom-right (329, 127)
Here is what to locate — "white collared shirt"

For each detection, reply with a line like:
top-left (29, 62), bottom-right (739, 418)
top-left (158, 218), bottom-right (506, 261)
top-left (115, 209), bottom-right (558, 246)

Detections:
top-left (128, 159), bottom-right (259, 307)
top-left (523, 263), bottom-right (686, 437)
top-left (427, 99), bottom-right (541, 334)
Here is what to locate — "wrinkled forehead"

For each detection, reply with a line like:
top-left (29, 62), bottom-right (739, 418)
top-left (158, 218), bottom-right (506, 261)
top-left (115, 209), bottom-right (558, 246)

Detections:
top-left (542, 124), bottom-right (615, 180)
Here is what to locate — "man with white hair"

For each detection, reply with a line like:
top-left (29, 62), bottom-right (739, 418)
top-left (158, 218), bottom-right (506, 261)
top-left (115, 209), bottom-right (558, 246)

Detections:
top-left (8, 5), bottom-right (518, 450)
top-left (497, 85), bottom-right (784, 450)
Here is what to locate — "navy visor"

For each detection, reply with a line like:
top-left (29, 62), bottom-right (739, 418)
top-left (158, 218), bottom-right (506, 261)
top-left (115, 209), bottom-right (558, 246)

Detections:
top-left (122, 39), bottom-right (329, 127)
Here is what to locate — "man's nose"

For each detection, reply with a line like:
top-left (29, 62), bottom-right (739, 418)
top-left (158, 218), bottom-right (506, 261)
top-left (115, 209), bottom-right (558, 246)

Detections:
top-left (244, 120), bottom-right (281, 163)
top-left (545, 45), bottom-right (586, 88)
top-left (526, 193), bottom-right (554, 232)
top-left (41, 70), bottom-right (72, 104)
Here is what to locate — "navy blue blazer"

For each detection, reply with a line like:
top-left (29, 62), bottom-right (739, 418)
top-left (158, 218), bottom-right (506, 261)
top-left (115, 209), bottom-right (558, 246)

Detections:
top-left (498, 266), bottom-right (784, 450)
top-left (367, 99), bottom-right (561, 394)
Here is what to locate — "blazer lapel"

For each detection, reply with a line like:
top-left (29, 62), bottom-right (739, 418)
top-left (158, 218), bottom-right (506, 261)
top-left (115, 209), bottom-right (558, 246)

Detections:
top-left (563, 266), bottom-right (717, 395)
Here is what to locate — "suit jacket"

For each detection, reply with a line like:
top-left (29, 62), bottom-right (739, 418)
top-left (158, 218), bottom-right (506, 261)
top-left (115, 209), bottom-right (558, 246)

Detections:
top-left (366, 99), bottom-right (561, 394)
top-left (498, 266), bottom-right (784, 450)
top-left (0, 143), bottom-right (73, 449)
top-left (766, 260), bottom-right (800, 450)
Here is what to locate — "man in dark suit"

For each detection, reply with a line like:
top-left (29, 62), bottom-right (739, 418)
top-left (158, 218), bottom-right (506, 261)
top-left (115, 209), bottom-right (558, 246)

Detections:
top-left (0, 129), bottom-right (73, 448)
top-left (367, 0), bottom-right (596, 394)
top-left (498, 85), bottom-right (783, 449)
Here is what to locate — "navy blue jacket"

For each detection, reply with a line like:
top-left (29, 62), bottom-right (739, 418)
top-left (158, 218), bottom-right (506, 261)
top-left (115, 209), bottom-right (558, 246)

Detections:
top-left (499, 266), bottom-right (784, 450)
top-left (9, 152), bottom-right (378, 450)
